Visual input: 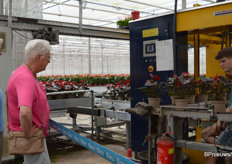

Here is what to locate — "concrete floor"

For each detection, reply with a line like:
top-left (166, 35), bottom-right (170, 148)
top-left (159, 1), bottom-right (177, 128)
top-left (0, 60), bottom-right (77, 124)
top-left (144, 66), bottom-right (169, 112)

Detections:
top-left (49, 114), bottom-right (129, 164)
top-left (51, 144), bottom-right (128, 164)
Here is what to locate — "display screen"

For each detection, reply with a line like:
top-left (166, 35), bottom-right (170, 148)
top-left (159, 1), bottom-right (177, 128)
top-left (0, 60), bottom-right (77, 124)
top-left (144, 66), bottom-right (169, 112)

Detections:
top-left (145, 43), bottom-right (156, 54)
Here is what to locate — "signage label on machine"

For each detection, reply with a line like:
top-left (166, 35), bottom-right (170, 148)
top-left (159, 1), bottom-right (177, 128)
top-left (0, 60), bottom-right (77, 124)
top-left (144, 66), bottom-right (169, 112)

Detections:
top-left (142, 28), bottom-right (159, 38)
top-left (214, 9), bottom-right (232, 16)
top-left (156, 39), bottom-right (174, 71)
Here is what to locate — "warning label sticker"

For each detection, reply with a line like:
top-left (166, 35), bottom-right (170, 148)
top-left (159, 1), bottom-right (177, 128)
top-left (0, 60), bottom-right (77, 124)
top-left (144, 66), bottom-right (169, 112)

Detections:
top-left (143, 28), bottom-right (159, 38)
top-left (214, 9), bottom-right (232, 16)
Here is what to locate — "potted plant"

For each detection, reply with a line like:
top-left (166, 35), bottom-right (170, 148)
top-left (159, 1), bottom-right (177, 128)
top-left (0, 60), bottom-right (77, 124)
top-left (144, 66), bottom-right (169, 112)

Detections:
top-left (104, 84), bottom-right (117, 100)
top-left (197, 77), bottom-right (212, 102)
top-left (116, 16), bottom-right (132, 29)
top-left (167, 73), bottom-right (191, 109)
top-left (209, 75), bottom-right (228, 113)
top-left (226, 73), bottom-right (232, 100)
top-left (117, 80), bottom-right (130, 101)
top-left (183, 73), bottom-right (198, 104)
top-left (141, 74), bottom-right (163, 109)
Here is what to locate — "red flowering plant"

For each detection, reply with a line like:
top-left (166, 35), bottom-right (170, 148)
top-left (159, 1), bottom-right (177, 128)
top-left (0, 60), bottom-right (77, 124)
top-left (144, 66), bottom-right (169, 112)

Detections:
top-left (141, 74), bottom-right (163, 98)
top-left (115, 80), bottom-right (131, 98)
top-left (104, 80), bottom-right (130, 99)
top-left (225, 73), bottom-right (232, 93)
top-left (167, 72), bottom-right (193, 99)
top-left (197, 77), bottom-right (212, 94)
top-left (209, 75), bottom-right (228, 101)
top-left (104, 84), bottom-right (118, 99)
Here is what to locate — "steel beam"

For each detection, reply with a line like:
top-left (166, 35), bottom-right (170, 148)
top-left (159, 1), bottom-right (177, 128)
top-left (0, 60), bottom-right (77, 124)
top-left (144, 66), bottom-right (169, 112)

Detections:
top-left (177, 2), bottom-right (232, 32)
top-left (0, 15), bottom-right (129, 40)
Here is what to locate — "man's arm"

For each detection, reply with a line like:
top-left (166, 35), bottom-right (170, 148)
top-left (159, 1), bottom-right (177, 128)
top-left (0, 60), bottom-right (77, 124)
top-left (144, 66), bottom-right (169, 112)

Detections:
top-left (20, 105), bottom-right (39, 138)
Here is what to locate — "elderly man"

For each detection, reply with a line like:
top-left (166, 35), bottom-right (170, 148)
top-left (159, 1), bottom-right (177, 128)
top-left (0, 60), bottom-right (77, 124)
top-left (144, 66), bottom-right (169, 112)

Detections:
top-left (6, 39), bottom-right (52, 164)
top-left (202, 47), bottom-right (232, 164)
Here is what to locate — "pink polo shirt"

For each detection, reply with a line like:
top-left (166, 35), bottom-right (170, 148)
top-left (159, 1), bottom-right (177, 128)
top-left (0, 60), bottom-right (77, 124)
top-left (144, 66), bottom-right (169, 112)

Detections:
top-left (6, 65), bottom-right (50, 136)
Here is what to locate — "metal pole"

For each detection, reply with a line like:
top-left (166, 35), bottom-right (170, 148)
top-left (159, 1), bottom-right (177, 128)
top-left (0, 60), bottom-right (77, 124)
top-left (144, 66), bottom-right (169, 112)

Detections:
top-left (182, 0), bottom-right (186, 9)
top-left (63, 42), bottom-right (65, 75)
top-left (81, 57), bottom-right (83, 74)
top-left (101, 47), bottom-right (103, 74)
top-left (52, 58), bottom-right (54, 75)
top-left (173, 0), bottom-right (178, 74)
top-left (88, 37), bottom-right (91, 74)
top-left (8, 0), bottom-right (12, 27)
top-left (0, 0), bottom-right (4, 15)
top-left (79, 0), bottom-right (83, 34)
top-left (91, 90), bottom-right (94, 140)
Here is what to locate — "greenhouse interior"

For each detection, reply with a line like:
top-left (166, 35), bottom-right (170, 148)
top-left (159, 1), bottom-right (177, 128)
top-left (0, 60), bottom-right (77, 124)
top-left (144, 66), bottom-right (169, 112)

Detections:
top-left (0, 0), bottom-right (232, 164)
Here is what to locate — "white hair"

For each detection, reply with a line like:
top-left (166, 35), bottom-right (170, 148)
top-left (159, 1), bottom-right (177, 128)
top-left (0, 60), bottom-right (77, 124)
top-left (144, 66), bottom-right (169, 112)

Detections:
top-left (0, 38), bottom-right (3, 45)
top-left (25, 39), bottom-right (51, 63)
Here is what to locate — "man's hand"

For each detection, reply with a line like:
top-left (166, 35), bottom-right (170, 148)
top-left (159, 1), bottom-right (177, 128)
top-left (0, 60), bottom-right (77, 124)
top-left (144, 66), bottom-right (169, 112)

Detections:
top-left (226, 106), bottom-right (232, 112)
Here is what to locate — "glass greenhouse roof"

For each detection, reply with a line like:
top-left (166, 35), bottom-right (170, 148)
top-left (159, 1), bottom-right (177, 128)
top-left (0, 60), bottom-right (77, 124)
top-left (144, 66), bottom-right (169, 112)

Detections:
top-left (42, 0), bottom-right (222, 28)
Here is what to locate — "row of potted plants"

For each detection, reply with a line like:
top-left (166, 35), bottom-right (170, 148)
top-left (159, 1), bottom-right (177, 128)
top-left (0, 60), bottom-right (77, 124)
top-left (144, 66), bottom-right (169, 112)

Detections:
top-left (38, 74), bottom-right (131, 100)
top-left (142, 72), bottom-right (232, 112)
top-left (38, 74), bottom-right (130, 86)
top-left (103, 80), bottom-right (131, 101)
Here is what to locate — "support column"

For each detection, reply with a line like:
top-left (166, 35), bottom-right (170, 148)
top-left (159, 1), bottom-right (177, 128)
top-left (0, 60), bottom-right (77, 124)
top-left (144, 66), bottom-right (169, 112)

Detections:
top-left (0, 26), bottom-right (13, 162)
top-left (79, 0), bottom-right (83, 34)
top-left (88, 37), bottom-right (91, 74)
top-left (0, 0), bottom-right (4, 15)
top-left (194, 33), bottom-right (200, 94)
top-left (226, 31), bottom-right (231, 47)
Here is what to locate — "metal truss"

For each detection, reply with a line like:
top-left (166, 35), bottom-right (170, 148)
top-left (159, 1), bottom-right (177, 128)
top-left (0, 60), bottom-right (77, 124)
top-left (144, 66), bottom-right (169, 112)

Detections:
top-left (0, 15), bottom-right (129, 40)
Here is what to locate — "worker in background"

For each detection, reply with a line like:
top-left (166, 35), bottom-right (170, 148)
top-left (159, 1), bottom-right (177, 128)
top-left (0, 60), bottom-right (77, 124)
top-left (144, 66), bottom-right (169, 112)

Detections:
top-left (6, 39), bottom-right (52, 164)
top-left (202, 47), bottom-right (232, 164)
top-left (0, 38), bottom-right (4, 163)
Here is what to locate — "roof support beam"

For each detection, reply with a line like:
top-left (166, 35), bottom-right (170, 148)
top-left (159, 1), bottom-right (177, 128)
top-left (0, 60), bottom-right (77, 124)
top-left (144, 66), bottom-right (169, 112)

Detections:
top-left (0, 15), bottom-right (129, 40)
top-left (43, 0), bottom-right (130, 16)
top-left (43, 12), bottom-right (115, 23)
